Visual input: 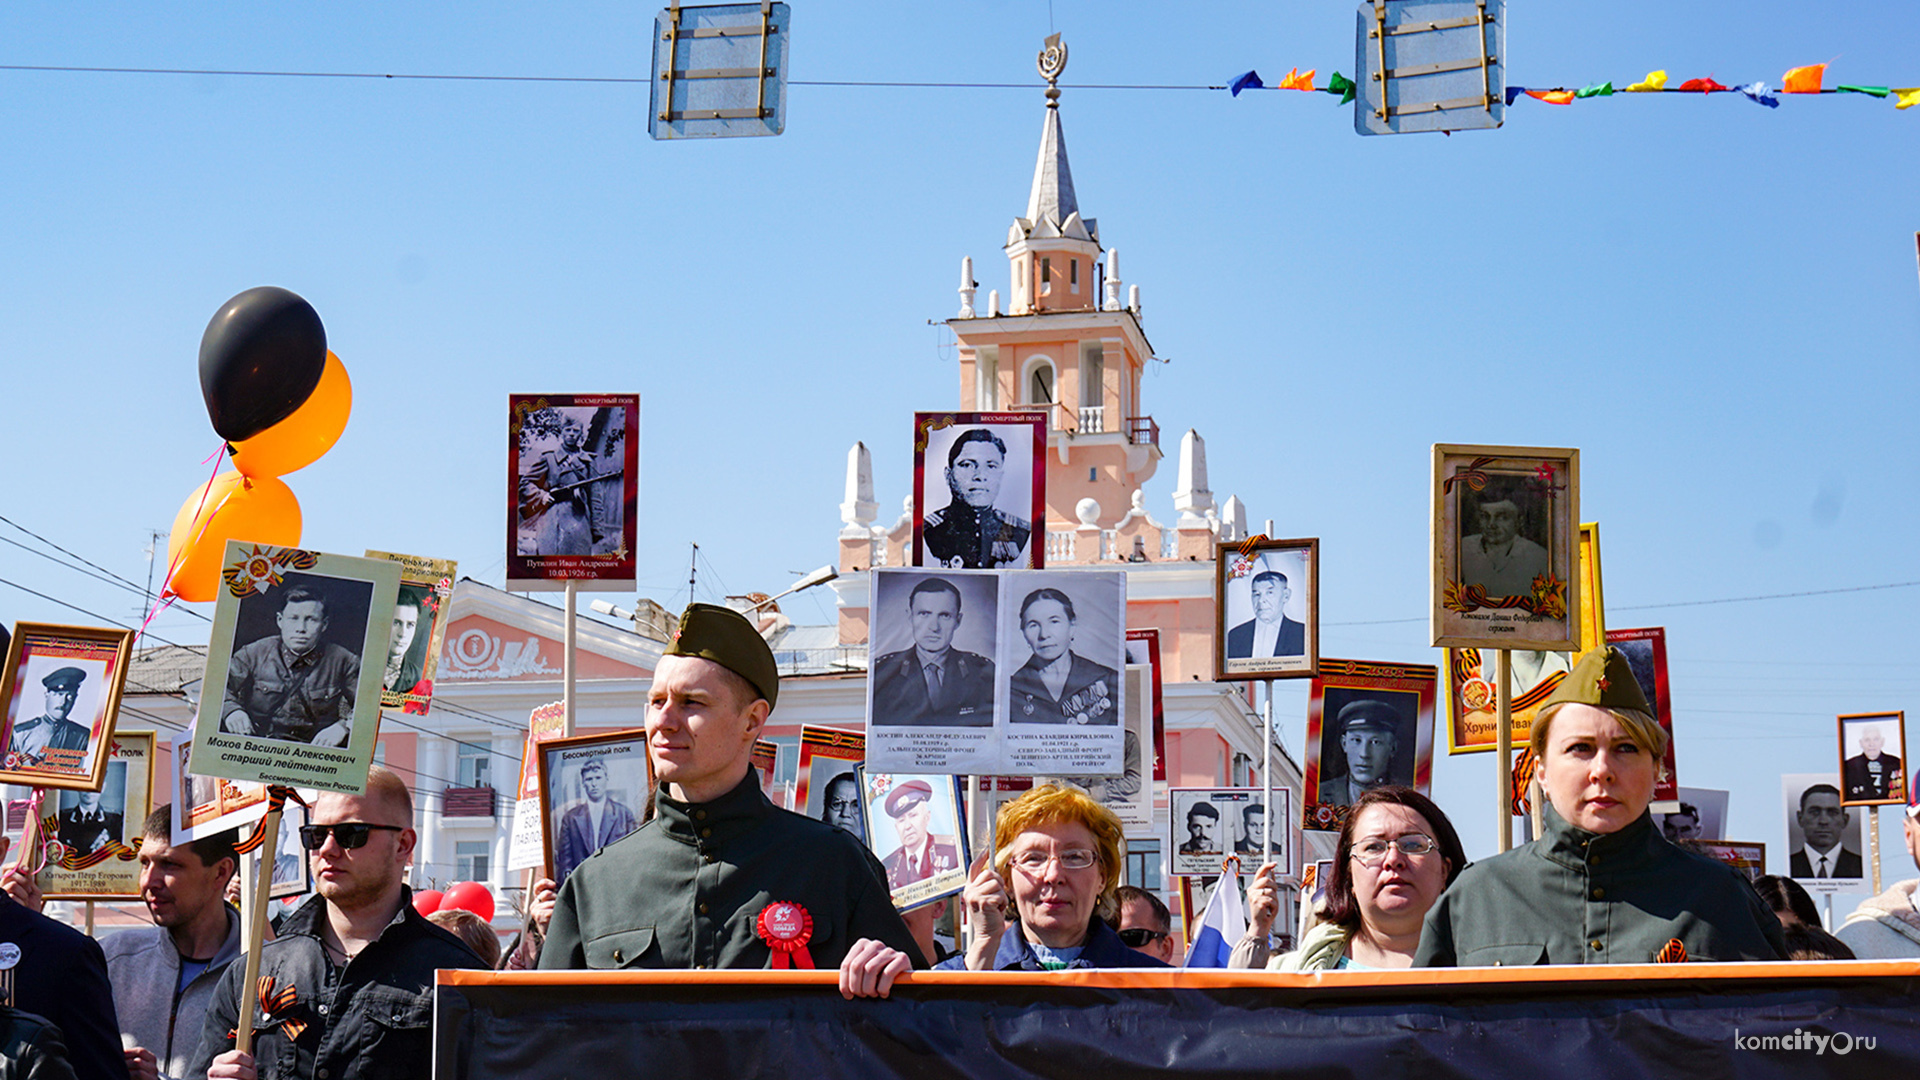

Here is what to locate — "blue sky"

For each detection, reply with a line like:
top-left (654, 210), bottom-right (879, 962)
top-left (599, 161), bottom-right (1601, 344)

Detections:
top-left (2, 2), bottom-right (1917, 891)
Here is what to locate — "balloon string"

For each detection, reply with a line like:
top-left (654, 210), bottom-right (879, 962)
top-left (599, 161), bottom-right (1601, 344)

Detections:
top-left (151, 443), bottom-right (232, 617)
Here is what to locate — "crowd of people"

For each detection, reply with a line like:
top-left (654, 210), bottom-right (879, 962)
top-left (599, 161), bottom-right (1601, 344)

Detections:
top-left (6, 611), bottom-right (1917, 1079)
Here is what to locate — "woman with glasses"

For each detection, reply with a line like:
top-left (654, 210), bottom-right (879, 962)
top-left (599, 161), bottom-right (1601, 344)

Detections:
top-left (1232, 787), bottom-right (1466, 970)
top-left (1416, 647), bottom-right (1786, 966)
top-left (839, 785), bottom-right (1164, 996)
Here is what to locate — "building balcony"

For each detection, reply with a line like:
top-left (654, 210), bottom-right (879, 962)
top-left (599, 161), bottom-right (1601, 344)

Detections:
top-left (1078, 404), bottom-right (1107, 433)
top-left (1126, 415), bottom-right (1159, 449)
top-left (443, 786), bottom-right (500, 819)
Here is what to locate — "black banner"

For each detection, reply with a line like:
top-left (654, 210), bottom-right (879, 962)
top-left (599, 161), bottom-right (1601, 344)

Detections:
top-left (435, 964), bottom-right (1920, 1079)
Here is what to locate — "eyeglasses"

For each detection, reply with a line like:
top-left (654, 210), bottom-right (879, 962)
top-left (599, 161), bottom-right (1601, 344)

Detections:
top-left (1010, 849), bottom-right (1099, 874)
top-left (298, 823), bottom-right (404, 851)
top-left (1117, 927), bottom-right (1169, 948)
top-left (1350, 834), bottom-right (1439, 867)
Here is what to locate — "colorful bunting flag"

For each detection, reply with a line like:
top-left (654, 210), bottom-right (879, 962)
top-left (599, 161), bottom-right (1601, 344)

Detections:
top-left (1228, 70), bottom-right (1264, 97)
top-left (1738, 82), bottom-right (1779, 108)
top-left (1504, 86), bottom-right (1526, 106)
top-left (1679, 77), bottom-right (1729, 94)
top-left (1526, 89), bottom-right (1576, 105)
top-left (1625, 70), bottom-right (1668, 92)
top-left (1782, 63), bottom-right (1826, 94)
top-left (1897, 88), bottom-right (1920, 110)
top-left (1838, 85), bottom-right (1891, 98)
top-left (1278, 67), bottom-right (1317, 91)
top-left (1324, 71), bottom-right (1356, 105)
top-left (1576, 81), bottom-right (1614, 98)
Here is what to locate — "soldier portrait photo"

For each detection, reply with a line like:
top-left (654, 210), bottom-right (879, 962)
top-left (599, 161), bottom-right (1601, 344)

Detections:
top-left (913, 414), bottom-right (1044, 570)
top-left (219, 573), bottom-right (374, 747)
top-left (1311, 690), bottom-right (1418, 810)
top-left (1839, 712), bottom-right (1908, 806)
top-left (507, 393), bottom-right (640, 590)
top-left (1457, 475), bottom-right (1550, 601)
top-left (540, 733), bottom-right (651, 887)
top-left (861, 771), bottom-right (968, 910)
top-left (1170, 788), bottom-right (1257, 878)
top-left (1782, 773), bottom-right (1865, 883)
top-left (0, 623), bottom-right (133, 788)
top-left (868, 569), bottom-right (998, 728)
top-left (7, 664), bottom-right (97, 772)
top-left (55, 765), bottom-right (126, 856)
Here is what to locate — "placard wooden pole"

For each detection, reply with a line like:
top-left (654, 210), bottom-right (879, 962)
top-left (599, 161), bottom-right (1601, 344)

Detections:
top-left (1261, 680), bottom-right (1274, 863)
top-left (84, 901), bottom-right (95, 936)
top-left (560, 576), bottom-right (576, 734)
top-left (1495, 649), bottom-right (1513, 853)
top-left (1870, 805), bottom-right (1883, 894)
top-left (963, 774), bottom-right (980, 957)
top-left (234, 804), bottom-right (282, 1057)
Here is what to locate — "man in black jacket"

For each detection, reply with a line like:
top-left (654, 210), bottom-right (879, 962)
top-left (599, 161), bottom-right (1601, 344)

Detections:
top-left (0, 836), bottom-right (126, 1080)
top-left (195, 768), bottom-right (481, 1080)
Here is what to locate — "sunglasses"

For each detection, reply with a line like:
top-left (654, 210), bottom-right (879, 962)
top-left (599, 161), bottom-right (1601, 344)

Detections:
top-left (298, 823), bottom-right (404, 851)
top-left (1116, 927), bottom-right (1169, 948)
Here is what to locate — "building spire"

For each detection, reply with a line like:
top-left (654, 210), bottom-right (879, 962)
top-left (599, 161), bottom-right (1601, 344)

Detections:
top-left (1026, 34), bottom-right (1079, 228)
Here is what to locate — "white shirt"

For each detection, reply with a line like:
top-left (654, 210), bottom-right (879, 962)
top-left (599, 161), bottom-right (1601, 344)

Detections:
top-left (1802, 842), bottom-right (1843, 876)
top-left (1252, 618), bottom-right (1280, 658)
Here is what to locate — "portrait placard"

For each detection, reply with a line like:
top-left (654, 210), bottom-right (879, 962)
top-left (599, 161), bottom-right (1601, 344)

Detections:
top-left (507, 701), bottom-right (567, 871)
top-left (1695, 841), bottom-right (1766, 883)
top-left (1170, 787), bottom-right (1265, 879)
top-left (192, 543), bottom-right (400, 794)
top-left (1043, 665), bottom-right (1153, 833)
top-left (269, 802), bottom-right (312, 901)
top-left (1837, 711), bottom-right (1907, 807)
top-left (1660, 787), bottom-right (1728, 843)
top-left (38, 732), bottom-right (152, 899)
top-left (1576, 522), bottom-right (1605, 652)
top-left (1606, 627), bottom-right (1678, 807)
top-left (865, 567), bottom-right (1125, 777)
top-left (507, 393), bottom-right (640, 591)
top-left (538, 729), bottom-right (651, 887)
top-left (1443, 648), bottom-right (1567, 755)
top-left (911, 412), bottom-right (1046, 570)
top-left (1782, 772), bottom-right (1866, 891)
top-left (858, 769), bottom-right (969, 912)
top-left (1125, 629), bottom-right (1167, 782)
top-left (171, 726), bottom-right (267, 844)
top-left (1213, 538), bottom-right (1318, 680)
top-left (796, 726), bottom-right (866, 843)
top-left (364, 551), bottom-right (458, 715)
top-left (1303, 659), bottom-right (1438, 833)
top-left (1430, 444), bottom-right (1580, 650)
top-left (0, 623), bottom-right (135, 790)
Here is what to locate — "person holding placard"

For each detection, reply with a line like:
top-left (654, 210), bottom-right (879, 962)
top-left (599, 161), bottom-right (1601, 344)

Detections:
top-left (1837, 777), bottom-right (1920, 958)
top-left (1415, 647), bottom-right (1785, 966)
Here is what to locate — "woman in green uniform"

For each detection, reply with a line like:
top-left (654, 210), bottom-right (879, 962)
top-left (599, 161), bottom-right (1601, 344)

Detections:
top-left (1415, 646), bottom-right (1786, 966)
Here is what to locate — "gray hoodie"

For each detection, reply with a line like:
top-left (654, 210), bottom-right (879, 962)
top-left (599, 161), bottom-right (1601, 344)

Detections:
top-left (1837, 879), bottom-right (1920, 959)
top-left (100, 907), bottom-right (242, 1080)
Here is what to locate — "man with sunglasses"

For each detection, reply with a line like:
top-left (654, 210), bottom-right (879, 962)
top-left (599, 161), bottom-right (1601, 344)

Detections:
top-left (541, 604), bottom-right (920, 972)
top-left (1115, 885), bottom-right (1178, 964)
top-left (194, 767), bottom-right (482, 1080)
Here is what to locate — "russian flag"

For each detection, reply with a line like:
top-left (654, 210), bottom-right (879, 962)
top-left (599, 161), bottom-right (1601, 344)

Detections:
top-left (1182, 876), bottom-right (1247, 968)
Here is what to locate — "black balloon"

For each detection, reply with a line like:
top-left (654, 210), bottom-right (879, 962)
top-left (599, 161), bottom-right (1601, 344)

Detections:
top-left (198, 286), bottom-right (328, 442)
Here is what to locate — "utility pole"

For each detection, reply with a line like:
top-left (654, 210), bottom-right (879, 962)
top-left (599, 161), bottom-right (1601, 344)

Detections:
top-left (688, 542), bottom-right (699, 604)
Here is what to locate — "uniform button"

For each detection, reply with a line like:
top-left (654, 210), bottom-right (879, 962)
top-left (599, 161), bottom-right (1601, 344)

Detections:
top-left (1588, 856), bottom-right (1600, 866)
top-left (318, 1070), bottom-right (329, 1079)
top-left (695, 964), bottom-right (708, 970)
top-left (700, 827), bottom-right (712, 838)
top-left (695, 810), bottom-right (708, 821)
top-left (704, 853), bottom-right (716, 864)
top-left (1590, 940), bottom-right (1603, 952)
top-left (613, 949), bottom-right (624, 962)
top-left (1591, 888), bottom-right (1605, 900)
top-left (698, 903), bottom-right (709, 915)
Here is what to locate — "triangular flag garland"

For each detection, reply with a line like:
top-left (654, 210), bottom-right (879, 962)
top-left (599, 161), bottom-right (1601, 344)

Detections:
top-left (1224, 61), bottom-right (1920, 116)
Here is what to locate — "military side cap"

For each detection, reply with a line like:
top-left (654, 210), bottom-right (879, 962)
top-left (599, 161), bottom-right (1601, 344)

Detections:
top-left (885, 779), bottom-right (932, 817)
top-left (1336, 699), bottom-right (1399, 735)
top-left (1540, 646), bottom-right (1651, 715)
top-left (668, 603), bottom-right (779, 709)
top-left (42, 667), bottom-right (86, 691)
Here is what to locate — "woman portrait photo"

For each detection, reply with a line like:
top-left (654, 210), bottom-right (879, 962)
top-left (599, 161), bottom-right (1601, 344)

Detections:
top-left (1008, 587), bottom-right (1120, 726)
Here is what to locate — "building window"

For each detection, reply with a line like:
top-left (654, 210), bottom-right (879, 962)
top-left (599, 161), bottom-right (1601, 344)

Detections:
top-left (455, 841), bottom-right (490, 883)
top-left (457, 740), bottom-right (492, 789)
top-left (1040, 257), bottom-right (1052, 296)
top-left (1069, 258), bottom-right (1079, 293)
top-left (978, 348), bottom-right (999, 409)
top-left (1231, 752), bottom-right (1254, 786)
top-left (768, 737), bottom-right (800, 786)
top-left (1029, 364), bottom-right (1054, 405)
top-left (1125, 839), bottom-right (1162, 896)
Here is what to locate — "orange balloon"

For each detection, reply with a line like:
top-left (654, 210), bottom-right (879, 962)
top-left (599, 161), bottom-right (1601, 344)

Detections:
top-left (163, 472), bottom-right (303, 602)
top-left (229, 351), bottom-right (352, 478)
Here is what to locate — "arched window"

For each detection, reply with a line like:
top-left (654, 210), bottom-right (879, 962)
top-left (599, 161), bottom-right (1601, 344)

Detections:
top-left (1028, 362), bottom-right (1055, 405)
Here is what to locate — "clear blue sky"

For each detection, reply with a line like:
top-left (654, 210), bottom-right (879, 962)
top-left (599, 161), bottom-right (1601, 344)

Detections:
top-left (2, 2), bottom-right (1917, 893)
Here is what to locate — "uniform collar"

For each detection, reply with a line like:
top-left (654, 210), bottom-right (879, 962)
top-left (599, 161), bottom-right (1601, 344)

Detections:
top-left (653, 771), bottom-right (772, 847)
top-left (1534, 799), bottom-right (1662, 872)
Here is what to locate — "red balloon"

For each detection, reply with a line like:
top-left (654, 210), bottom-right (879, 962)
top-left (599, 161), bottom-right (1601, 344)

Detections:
top-left (412, 889), bottom-right (446, 917)
top-left (441, 881), bottom-right (495, 923)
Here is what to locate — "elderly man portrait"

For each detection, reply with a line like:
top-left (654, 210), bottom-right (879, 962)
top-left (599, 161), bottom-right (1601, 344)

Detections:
top-left (1790, 784), bottom-right (1863, 879)
top-left (880, 780), bottom-right (960, 890)
top-left (1459, 487), bottom-right (1549, 599)
top-left (554, 756), bottom-right (640, 884)
top-left (1225, 562), bottom-right (1304, 659)
top-left (1839, 774), bottom-right (1920, 957)
top-left (518, 411), bottom-right (608, 556)
top-left (56, 788), bottom-right (121, 856)
top-left (921, 428), bottom-right (1032, 569)
top-left (1844, 724), bottom-right (1904, 803)
top-left (9, 666), bottom-right (92, 770)
top-left (220, 585), bottom-right (360, 746)
top-left (1316, 700), bottom-right (1407, 807)
top-left (870, 577), bottom-right (995, 727)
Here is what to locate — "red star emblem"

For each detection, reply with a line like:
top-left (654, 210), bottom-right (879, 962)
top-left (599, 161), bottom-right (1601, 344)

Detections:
top-left (1597, 676), bottom-right (1610, 691)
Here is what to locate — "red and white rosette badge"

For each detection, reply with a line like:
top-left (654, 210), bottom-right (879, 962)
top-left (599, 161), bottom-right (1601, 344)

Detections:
top-left (756, 901), bottom-right (816, 969)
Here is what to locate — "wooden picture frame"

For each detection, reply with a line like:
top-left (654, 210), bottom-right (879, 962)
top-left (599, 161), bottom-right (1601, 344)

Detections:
top-left (1303, 659), bottom-right (1439, 833)
top-left (39, 731), bottom-right (154, 900)
top-left (1837, 711), bottom-right (1908, 807)
top-left (537, 728), bottom-right (652, 887)
top-left (1430, 444), bottom-right (1580, 651)
top-left (1213, 537), bottom-right (1319, 681)
top-left (0, 622), bottom-right (136, 791)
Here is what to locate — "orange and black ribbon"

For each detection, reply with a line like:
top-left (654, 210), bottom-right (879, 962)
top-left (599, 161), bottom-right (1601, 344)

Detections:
top-left (231, 975), bottom-right (307, 1042)
top-left (233, 786), bottom-right (308, 856)
top-left (1654, 939), bottom-right (1688, 964)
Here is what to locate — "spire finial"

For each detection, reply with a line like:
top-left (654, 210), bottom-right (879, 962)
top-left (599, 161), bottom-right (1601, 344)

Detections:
top-left (1038, 33), bottom-right (1067, 106)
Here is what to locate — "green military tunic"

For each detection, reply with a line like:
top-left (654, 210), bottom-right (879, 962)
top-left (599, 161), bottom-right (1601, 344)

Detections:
top-left (541, 773), bottom-right (925, 971)
top-left (1415, 803), bottom-right (1786, 966)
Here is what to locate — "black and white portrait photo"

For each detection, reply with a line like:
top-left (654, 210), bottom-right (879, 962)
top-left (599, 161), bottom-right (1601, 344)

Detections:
top-left (1214, 539), bottom-right (1318, 680)
top-left (55, 766), bottom-right (126, 856)
top-left (1431, 445), bottom-right (1580, 652)
top-left (271, 803), bottom-right (312, 900)
top-left (913, 413), bottom-right (1045, 570)
top-left (1457, 476), bottom-right (1550, 601)
top-left (541, 733), bottom-right (650, 887)
top-left (817, 770), bottom-right (864, 841)
top-left (1312, 690), bottom-right (1418, 809)
top-left (1005, 574), bottom-right (1124, 727)
top-left (1782, 773), bottom-right (1865, 885)
top-left (515, 403), bottom-right (629, 559)
top-left (867, 569), bottom-right (998, 728)
top-left (797, 725), bottom-right (867, 842)
top-left (1838, 712), bottom-right (1908, 806)
top-left (219, 573), bottom-right (374, 748)
top-left (1172, 788), bottom-right (1258, 877)
top-left (1659, 788), bottom-right (1728, 843)
top-left (382, 585), bottom-right (432, 697)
